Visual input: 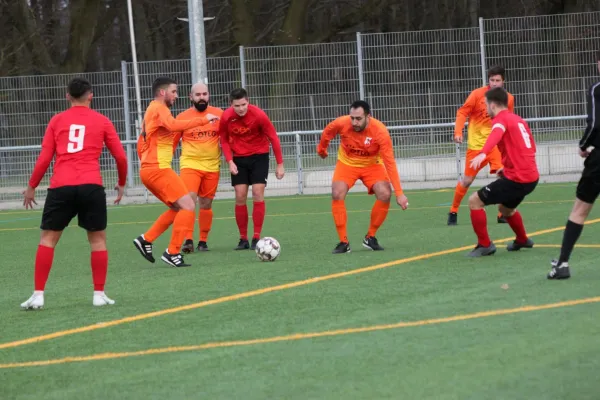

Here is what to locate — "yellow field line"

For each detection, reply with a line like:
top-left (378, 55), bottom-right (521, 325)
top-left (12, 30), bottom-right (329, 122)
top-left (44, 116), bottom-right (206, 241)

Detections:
top-left (1, 295), bottom-right (598, 369)
top-left (0, 199), bottom-right (575, 232)
top-left (1, 217), bottom-right (598, 351)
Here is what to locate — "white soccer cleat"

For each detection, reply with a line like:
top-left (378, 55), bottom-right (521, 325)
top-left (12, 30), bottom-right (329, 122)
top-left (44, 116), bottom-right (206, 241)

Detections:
top-left (93, 291), bottom-right (115, 306)
top-left (21, 292), bottom-right (44, 310)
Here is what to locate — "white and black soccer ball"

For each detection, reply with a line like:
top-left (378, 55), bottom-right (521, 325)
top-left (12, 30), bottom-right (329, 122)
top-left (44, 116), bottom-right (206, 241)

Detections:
top-left (255, 237), bottom-right (281, 261)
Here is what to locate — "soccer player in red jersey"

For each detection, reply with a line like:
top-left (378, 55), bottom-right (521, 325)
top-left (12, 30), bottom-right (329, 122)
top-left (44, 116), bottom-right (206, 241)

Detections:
top-left (467, 87), bottom-right (539, 257)
top-left (20, 78), bottom-right (128, 309)
top-left (219, 88), bottom-right (285, 250)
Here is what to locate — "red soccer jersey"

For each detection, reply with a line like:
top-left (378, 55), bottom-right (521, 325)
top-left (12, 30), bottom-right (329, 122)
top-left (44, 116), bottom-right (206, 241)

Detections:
top-left (29, 106), bottom-right (128, 189)
top-left (219, 104), bottom-right (283, 163)
top-left (481, 110), bottom-right (539, 183)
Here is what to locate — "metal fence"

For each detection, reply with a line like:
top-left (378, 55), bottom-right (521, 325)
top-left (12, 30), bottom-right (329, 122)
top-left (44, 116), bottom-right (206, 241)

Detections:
top-left (1, 12), bottom-right (599, 205)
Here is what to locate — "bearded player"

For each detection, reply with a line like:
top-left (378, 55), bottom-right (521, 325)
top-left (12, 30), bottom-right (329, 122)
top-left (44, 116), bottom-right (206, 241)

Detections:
top-left (448, 66), bottom-right (515, 226)
top-left (176, 83), bottom-right (224, 253)
top-left (317, 100), bottom-right (409, 254)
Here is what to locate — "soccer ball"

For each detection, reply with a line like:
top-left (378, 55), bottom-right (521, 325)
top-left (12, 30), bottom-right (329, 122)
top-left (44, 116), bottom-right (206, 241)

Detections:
top-left (255, 237), bottom-right (281, 261)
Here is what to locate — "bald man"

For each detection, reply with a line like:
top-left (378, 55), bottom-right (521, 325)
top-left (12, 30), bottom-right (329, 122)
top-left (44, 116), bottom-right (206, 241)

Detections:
top-left (173, 83), bottom-right (224, 253)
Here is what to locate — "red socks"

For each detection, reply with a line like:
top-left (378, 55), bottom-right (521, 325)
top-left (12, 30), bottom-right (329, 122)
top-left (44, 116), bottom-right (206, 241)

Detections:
top-left (34, 245), bottom-right (55, 291)
top-left (91, 250), bottom-right (108, 291)
top-left (470, 209), bottom-right (491, 247)
top-left (252, 201), bottom-right (266, 239)
top-left (235, 204), bottom-right (249, 240)
top-left (505, 211), bottom-right (528, 244)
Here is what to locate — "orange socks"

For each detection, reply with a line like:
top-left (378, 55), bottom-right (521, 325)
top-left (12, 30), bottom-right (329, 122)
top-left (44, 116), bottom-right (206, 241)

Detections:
top-left (199, 209), bottom-right (213, 242)
top-left (450, 182), bottom-right (469, 213)
top-left (367, 200), bottom-right (390, 237)
top-left (168, 210), bottom-right (195, 254)
top-left (144, 209), bottom-right (177, 243)
top-left (331, 200), bottom-right (348, 243)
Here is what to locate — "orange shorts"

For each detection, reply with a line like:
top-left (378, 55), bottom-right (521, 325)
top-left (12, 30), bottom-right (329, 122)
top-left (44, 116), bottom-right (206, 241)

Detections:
top-left (465, 147), bottom-right (503, 177)
top-left (332, 161), bottom-right (389, 194)
top-left (180, 168), bottom-right (220, 199)
top-left (140, 168), bottom-right (189, 207)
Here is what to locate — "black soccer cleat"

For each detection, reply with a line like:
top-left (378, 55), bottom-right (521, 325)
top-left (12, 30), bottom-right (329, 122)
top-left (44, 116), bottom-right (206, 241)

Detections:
top-left (547, 260), bottom-right (571, 280)
top-left (362, 236), bottom-right (384, 251)
top-left (181, 239), bottom-right (194, 254)
top-left (332, 242), bottom-right (351, 254)
top-left (133, 235), bottom-right (155, 263)
top-left (196, 241), bottom-right (209, 252)
top-left (160, 251), bottom-right (191, 268)
top-left (235, 238), bottom-right (250, 250)
top-left (467, 242), bottom-right (497, 257)
top-left (506, 238), bottom-right (534, 251)
top-left (250, 237), bottom-right (259, 250)
top-left (447, 212), bottom-right (458, 226)
top-left (497, 215), bottom-right (508, 224)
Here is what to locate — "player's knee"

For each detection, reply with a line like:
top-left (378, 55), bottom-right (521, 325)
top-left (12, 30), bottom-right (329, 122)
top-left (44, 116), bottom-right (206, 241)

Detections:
top-left (189, 192), bottom-right (198, 203)
top-left (570, 198), bottom-right (593, 223)
top-left (375, 187), bottom-right (391, 202)
top-left (251, 186), bottom-right (265, 202)
top-left (178, 195), bottom-right (196, 211)
top-left (198, 197), bottom-right (213, 209)
top-left (87, 230), bottom-right (107, 251)
top-left (462, 176), bottom-right (474, 188)
top-left (39, 230), bottom-right (62, 248)
top-left (468, 193), bottom-right (483, 209)
top-left (331, 182), bottom-right (348, 200)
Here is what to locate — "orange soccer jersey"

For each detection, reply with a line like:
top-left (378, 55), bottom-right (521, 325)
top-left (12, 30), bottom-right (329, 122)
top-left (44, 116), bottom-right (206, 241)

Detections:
top-left (455, 86), bottom-right (515, 151)
top-left (174, 106), bottom-right (223, 172)
top-left (317, 116), bottom-right (403, 196)
top-left (138, 100), bottom-right (210, 170)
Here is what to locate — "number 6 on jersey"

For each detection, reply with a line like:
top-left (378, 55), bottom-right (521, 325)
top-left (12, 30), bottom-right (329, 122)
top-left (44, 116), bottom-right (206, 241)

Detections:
top-left (68, 124), bottom-right (86, 153)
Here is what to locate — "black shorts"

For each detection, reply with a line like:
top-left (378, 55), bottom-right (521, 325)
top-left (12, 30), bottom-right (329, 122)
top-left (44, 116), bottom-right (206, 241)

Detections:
top-left (477, 178), bottom-right (538, 209)
top-left (576, 149), bottom-right (600, 203)
top-left (231, 153), bottom-right (270, 187)
top-left (41, 184), bottom-right (107, 232)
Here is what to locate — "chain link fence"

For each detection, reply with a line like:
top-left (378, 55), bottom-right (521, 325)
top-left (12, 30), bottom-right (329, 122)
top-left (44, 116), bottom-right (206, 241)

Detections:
top-left (1, 12), bottom-right (598, 205)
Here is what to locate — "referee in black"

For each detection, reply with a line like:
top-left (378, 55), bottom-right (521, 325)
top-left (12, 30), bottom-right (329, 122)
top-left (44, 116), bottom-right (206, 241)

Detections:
top-left (548, 50), bottom-right (600, 280)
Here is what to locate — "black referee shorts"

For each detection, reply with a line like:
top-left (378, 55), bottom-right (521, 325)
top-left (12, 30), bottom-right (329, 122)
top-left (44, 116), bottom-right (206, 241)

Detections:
top-left (41, 184), bottom-right (107, 232)
top-left (477, 177), bottom-right (538, 209)
top-left (230, 153), bottom-right (270, 187)
top-left (576, 148), bottom-right (600, 204)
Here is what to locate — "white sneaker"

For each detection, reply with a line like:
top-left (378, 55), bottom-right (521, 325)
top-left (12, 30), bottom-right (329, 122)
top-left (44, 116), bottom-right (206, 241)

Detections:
top-left (93, 291), bottom-right (115, 306)
top-left (21, 291), bottom-right (44, 310)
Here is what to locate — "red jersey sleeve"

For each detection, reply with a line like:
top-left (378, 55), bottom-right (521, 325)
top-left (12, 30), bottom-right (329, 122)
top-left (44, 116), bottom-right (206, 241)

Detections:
top-left (259, 110), bottom-right (283, 164)
top-left (219, 111), bottom-right (233, 162)
top-left (29, 118), bottom-right (57, 188)
top-left (481, 118), bottom-right (506, 155)
top-left (103, 119), bottom-right (128, 187)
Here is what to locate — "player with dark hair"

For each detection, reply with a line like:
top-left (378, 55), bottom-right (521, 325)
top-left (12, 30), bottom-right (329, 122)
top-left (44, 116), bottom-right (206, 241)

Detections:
top-left (176, 83), bottom-right (223, 253)
top-left (133, 77), bottom-right (219, 267)
top-left (219, 88), bottom-right (285, 250)
top-left (448, 65), bottom-right (515, 226)
top-left (21, 77), bottom-right (128, 309)
top-left (547, 50), bottom-right (600, 279)
top-left (467, 87), bottom-right (539, 257)
top-left (317, 100), bottom-right (409, 254)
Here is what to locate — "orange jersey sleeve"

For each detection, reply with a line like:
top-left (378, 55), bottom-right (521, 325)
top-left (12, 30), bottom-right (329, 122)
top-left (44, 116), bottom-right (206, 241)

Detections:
top-left (372, 123), bottom-right (403, 196)
top-left (177, 106), bottom-right (223, 172)
top-left (317, 117), bottom-right (345, 156)
top-left (508, 93), bottom-right (515, 112)
top-left (455, 87), bottom-right (485, 138)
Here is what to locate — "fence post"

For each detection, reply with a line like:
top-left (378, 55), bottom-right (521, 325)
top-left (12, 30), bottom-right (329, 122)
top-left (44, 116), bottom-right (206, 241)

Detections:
top-left (295, 133), bottom-right (303, 195)
top-left (356, 32), bottom-right (365, 100)
top-left (239, 46), bottom-right (247, 89)
top-left (121, 61), bottom-right (134, 188)
top-left (478, 17), bottom-right (487, 85)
